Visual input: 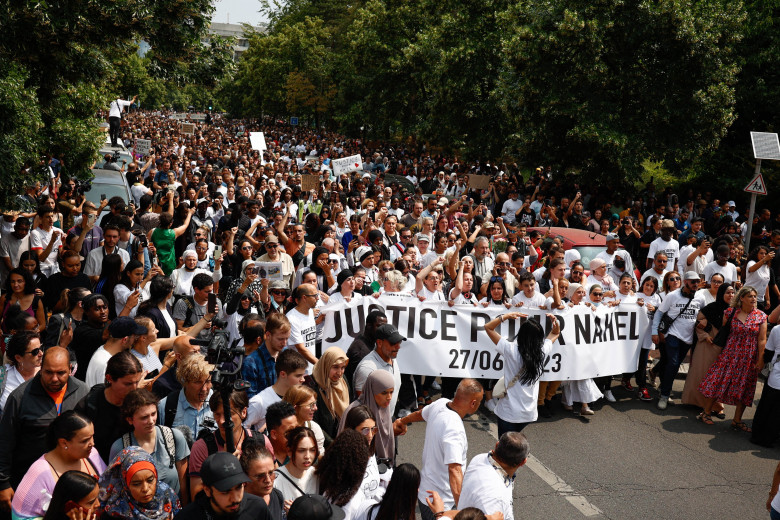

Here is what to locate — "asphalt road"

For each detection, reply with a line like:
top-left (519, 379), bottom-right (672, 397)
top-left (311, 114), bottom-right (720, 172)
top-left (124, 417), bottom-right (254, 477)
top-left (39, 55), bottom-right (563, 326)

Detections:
top-left (394, 375), bottom-right (778, 520)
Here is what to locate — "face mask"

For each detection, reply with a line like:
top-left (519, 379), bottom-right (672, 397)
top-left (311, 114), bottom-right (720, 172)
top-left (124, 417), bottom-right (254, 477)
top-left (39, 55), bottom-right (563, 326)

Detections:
top-left (614, 258), bottom-right (626, 270)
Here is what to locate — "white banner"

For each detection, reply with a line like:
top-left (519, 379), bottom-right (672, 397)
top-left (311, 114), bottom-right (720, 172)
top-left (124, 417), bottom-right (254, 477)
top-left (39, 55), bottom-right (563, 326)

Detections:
top-left (320, 295), bottom-right (648, 380)
top-left (134, 139), bottom-right (151, 157)
top-left (332, 154), bottom-right (363, 176)
top-left (249, 132), bottom-right (267, 151)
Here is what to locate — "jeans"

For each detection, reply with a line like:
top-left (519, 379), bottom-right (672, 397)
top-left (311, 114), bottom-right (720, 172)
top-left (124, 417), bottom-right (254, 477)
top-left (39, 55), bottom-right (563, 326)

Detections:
top-left (635, 348), bottom-right (650, 390)
top-left (659, 334), bottom-right (692, 398)
top-left (497, 416), bottom-right (529, 437)
top-left (418, 499), bottom-right (437, 520)
top-left (771, 506), bottom-right (780, 520)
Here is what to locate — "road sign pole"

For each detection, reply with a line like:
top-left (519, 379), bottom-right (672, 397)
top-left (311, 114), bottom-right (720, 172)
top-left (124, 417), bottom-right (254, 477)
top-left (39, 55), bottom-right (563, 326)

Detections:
top-left (744, 158), bottom-right (761, 253)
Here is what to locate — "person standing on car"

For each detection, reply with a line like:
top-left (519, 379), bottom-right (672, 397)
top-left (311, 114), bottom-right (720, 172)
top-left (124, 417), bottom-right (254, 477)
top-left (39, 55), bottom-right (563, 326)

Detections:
top-left (108, 95), bottom-right (136, 147)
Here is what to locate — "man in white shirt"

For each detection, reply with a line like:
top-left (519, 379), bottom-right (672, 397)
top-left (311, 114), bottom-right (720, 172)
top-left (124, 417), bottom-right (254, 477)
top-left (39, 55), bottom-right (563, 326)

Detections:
top-left (84, 223), bottom-right (131, 284)
top-left (29, 206), bottom-right (64, 277)
top-left (640, 252), bottom-right (670, 285)
top-left (85, 317), bottom-right (147, 387)
top-left (0, 217), bottom-right (30, 285)
top-left (397, 379), bottom-right (483, 519)
top-left (286, 285), bottom-right (320, 365)
top-left (457, 432), bottom-right (530, 520)
top-left (500, 188), bottom-right (524, 226)
top-left (108, 95), bottom-right (136, 147)
top-left (646, 220), bottom-right (680, 271)
top-left (679, 236), bottom-right (713, 277)
top-left (703, 244), bottom-right (738, 284)
top-left (245, 350), bottom-right (307, 430)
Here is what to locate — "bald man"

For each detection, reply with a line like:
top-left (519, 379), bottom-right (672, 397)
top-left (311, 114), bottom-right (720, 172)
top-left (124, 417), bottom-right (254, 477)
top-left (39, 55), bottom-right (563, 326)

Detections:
top-left (0, 346), bottom-right (89, 511)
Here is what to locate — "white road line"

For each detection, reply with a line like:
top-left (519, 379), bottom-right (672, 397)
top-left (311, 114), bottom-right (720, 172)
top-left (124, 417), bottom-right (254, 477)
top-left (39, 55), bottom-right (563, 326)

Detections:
top-left (486, 419), bottom-right (603, 517)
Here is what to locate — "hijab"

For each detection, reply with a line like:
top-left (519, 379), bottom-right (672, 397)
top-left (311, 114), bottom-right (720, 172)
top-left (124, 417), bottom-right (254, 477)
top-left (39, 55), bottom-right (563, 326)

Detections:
top-left (701, 282), bottom-right (732, 329)
top-left (312, 347), bottom-right (350, 420)
top-left (98, 446), bottom-right (180, 520)
top-left (227, 259), bottom-right (263, 304)
top-left (338, 370), bottom-right (395, 461)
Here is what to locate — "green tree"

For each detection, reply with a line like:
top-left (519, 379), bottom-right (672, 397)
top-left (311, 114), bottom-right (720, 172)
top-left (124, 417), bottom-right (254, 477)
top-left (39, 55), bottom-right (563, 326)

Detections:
top-left (497, 0), bottom-right (745, 184)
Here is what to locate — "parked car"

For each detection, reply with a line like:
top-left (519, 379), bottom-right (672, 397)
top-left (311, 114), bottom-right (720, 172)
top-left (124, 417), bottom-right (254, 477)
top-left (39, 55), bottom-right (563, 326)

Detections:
top-left (527, 227), bottom-right (619, 266)
top-left (84, 168), bottom-right (132, 220)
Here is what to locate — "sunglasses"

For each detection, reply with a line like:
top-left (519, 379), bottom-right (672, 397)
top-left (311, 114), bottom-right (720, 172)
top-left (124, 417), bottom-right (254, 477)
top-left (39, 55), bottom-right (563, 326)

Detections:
top-left (359, 426), bottom-right (379, 436)
top-left (668, 277), bottom-right (681, 282)
top-left (26, 348), bottom-right (42, 356)
top-left (271, 290), bottom-right (287, 296)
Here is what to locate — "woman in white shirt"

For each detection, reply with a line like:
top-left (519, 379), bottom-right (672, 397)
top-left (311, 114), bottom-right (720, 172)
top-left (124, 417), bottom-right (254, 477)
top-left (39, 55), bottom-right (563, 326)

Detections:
top-left (328, 270), bottom-right (363, 305)
top-left (283, 385), bottom-right (327, 455)
top-left (274, 427), bottom-right (319, 511)
top-left (484, 311), bottom-right (560, 435)
top-left (561, 283), bottom-right (602, 415)
top-left (0, 331), bottom-right (43, 412)
top-left (114, 260), bottom-right (158, 318)
top-left (745, 245), bottom-right (774, 310)
top-left (316, 429), bottom-right (372, 520)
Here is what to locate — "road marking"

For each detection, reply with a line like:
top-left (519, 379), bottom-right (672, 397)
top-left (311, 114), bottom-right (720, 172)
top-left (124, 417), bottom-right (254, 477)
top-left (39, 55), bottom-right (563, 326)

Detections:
top-left (485, 418), bottom-right (603, 517)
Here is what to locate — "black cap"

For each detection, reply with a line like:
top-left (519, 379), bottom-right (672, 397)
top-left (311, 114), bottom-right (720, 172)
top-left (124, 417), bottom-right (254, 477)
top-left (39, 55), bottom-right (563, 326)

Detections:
top-left (108, 317), bottom-right (148, 338)
top-left (375, 324), bottom-right (406, 344)
top-left (288, 495), bottom-right (345, 520)
top-left (200, 453), bottom-right (251, 492)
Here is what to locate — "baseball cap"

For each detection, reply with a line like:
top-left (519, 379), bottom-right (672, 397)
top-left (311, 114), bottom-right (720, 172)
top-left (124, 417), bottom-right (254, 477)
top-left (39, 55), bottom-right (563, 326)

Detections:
top-left (108, 317), bottom-right (147, 338)
top-left (265, 235), bottom-right (279, 244)
top-left (196, 198), bottom-right (209, 205)
top-left (288, 495), bottom-right (345, 520)
top-left (375, 324), bottom-right (406, 344)
top-left (415, 233), bottom-right (430, 243)
top-left (605, 233), bottom-right (619, 242)
top-left (684, 271), bottom-right (701, 281)
top-left (200, 452), bottom-right (251, 492)
top-left (438, 197), bottom-right (448, 206)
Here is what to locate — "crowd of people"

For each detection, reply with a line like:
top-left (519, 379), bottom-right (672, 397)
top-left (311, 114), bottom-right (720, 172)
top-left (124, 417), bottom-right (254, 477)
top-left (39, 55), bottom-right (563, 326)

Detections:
top-left (1, 107), bottom-right (780, 519)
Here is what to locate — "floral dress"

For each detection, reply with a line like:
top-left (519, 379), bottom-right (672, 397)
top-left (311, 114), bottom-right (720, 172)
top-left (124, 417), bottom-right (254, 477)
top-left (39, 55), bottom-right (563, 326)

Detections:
top-left (699, 308), bottom-right (767, 406)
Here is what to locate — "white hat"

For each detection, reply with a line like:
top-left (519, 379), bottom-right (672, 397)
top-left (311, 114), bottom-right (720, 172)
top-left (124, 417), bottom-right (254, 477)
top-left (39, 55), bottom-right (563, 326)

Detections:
top-left (355, 246), bottom-right (373, 262)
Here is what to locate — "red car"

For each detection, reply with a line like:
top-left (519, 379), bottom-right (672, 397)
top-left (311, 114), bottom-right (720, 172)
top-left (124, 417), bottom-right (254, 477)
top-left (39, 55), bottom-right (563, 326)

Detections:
top-left (527, 227), bottom-right (616, 266)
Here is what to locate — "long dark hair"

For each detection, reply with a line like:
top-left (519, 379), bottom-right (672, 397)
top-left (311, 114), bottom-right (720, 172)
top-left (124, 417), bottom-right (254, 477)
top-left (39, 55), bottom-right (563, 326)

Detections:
top-left (3, 267), bottom-right (35, 295)
top-left (138, 275), bottom-right (174, 315)
top-left (315, 429), bottom-right (369, 507)
top-left (343, 405), bottom-right (376, 455)
top-left (46, 410), bottom-right (91, 451)
top-left (516, 319), bottom-right (546, 385)
top-left (43, 471), bottom-right (98, 520)
top-left (119, 259), bottom-right (144, 289)
top-left (96, 253), bottom-right (123, 315)
top-left (369, 463), bottom-right (420, 520)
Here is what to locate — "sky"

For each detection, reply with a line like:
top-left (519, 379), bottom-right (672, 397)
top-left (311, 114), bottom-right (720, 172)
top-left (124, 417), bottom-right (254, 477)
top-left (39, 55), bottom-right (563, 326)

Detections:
top-left (212, 0), bottom-right (268, 26)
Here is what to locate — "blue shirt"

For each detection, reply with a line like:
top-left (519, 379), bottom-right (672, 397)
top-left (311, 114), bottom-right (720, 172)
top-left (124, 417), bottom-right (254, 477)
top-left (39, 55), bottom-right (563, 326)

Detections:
top-left (157, 389), bottom-right (213, 437)
top-left (242, 344), bottom-right (277, 398)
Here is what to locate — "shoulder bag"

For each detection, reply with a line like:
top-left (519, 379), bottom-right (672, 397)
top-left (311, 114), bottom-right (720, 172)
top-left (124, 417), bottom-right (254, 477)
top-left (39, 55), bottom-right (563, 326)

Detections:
top-left (658, 295), bottom-right (693, 336)
top-left (493, 369), bottom-right (524, 400)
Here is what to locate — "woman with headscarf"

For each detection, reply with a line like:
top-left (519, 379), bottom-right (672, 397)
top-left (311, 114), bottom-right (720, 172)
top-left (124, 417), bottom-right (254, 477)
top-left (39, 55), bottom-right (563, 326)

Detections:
top-left (304, 246), bottom-right (338, 294)
top-left (225, 259), bottom-right (265, 308)
top-left (98, 446), bottom-right (180, 520)
top-left (169, 249), bottom-right (222, 299)
top-left (585, 258), bottom-right (617, 300)
top-left (338, 370), bottom-right (401, 466)
top-left (563, 249), bottom-right (581, 277)
top-left (311, 347), bottom-right (351, 443)
top-left (681, 283), bottom-right (733, 415)
top-left (328, 270), bottom-right (363, 305)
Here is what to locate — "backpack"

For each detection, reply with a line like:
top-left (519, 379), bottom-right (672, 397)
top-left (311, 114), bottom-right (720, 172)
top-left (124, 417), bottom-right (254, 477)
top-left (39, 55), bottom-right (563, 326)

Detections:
top-left (123, 426), bottom-right (177, 468)
top-left (163, 389), bottom-right (181, 428)
top-left (197, 427), bottom-right (256, 456)
top-left (172, 295), bottom-right (197, 327)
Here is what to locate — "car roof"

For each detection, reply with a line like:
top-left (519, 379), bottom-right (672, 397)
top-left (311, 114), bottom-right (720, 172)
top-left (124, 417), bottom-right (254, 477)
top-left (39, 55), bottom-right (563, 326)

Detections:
top-left (91, 168), bottom-right (128, 185)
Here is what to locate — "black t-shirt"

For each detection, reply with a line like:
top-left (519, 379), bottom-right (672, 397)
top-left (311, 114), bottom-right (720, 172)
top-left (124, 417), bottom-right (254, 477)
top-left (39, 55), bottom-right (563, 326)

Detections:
top-left (174, 492), bottom-right (271, 520)
top-left (72, 321), bottom-right (107, 381)
top-left (74, 384), bottom-right (130, 463)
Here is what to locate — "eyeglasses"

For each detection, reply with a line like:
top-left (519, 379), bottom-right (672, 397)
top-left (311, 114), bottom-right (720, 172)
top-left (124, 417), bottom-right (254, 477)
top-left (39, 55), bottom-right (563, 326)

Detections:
top-left (252, 471), bottom-right (276, 481)
top-left (296, 402), bottom-right (317, 410)
top-left (359, 426), bottom-right (378, 436)
top-left (26, 348), bottom-right (42, 356)
top-left (668, 277), bottom-right (681, 282)
top-left (195, 247), bottom-right (207, 251)
top-left (591, 292), bottom-right (603, 297)
top-left (656, 259), bottom-right (668, 263)
top-left (266, 243), bottom-right (278, 248)
top-left (242, 246), bottom-right (253, 250)
top-left (328, 260), bottom-right (339, 264)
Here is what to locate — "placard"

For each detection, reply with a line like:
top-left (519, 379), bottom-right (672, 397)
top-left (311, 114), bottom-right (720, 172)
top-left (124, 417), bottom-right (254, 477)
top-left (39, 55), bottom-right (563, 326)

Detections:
top-left (249, 132), bottom-right (267, 151)
top-left (252, 261), bottom-right (283, 281)
top-left (469, 175), bottom-right (491, 190)
top-left (134, 139), bottom-right (151, 157)
top-left (301, 174), bottom-right (320, 192)
top-left (180, 123), bottom-right (195, 135)
top-left (332, 154), bottom-right (363, 176)
top-left (320, 295), bottom-right (648, 379)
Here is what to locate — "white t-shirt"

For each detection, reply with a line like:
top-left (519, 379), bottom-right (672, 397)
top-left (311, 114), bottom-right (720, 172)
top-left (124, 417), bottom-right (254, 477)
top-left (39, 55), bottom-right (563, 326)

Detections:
top-left (417, 286), bottom-right (446, 301)
top-left (703, 261), bottom-right (738, 284)
top-left (245, 386), bottom-right (281, 430)
top-left (286, 307), bottom-right (317, 360)
top-left (654, 289), bottom-right (704, 344)
top-left (510, 291), bottom-right (547, 308)
top-left (458, 453), bottom-right (515, 520)
top-left (677, 245), bottom-right (713, 275)
top-left (640, 268), bottom-right (668, 285)
top-left (417, 398), bottom-right (467, 509)
top-left (274, 465), bottom-right (318, 504)
top-left (0, 365), bottom-right (27, 411)
top-left (494, 338), bottom-right (553, 424)
top-left (84, 246), bottom-right (130, 277)
top-left (745, 260), bottom-right (770, 302)
top-left (85, 346), bottom-right (111, 388)
top-left (501, 198), bottom-right (524, 224)
top-left (647, 237), bottom-right (680, 270)
top-left (29, 227), bottom-right (62, 274)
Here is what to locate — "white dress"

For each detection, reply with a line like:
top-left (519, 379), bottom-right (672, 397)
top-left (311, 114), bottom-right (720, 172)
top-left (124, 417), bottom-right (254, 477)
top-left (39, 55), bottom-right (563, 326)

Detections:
top-left (561, 303), bottom-right (603, 406)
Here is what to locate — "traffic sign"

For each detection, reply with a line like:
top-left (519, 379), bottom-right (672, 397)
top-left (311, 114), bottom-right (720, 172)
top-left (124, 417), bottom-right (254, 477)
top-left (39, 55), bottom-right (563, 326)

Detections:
top-left (744, 172), bottom-right (767, 195)
top-left (290, 117), bottom-right (298, 126)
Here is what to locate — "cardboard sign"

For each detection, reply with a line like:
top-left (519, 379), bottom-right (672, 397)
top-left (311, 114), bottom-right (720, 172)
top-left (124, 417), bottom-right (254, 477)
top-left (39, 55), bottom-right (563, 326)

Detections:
top-left (180, 123), bottom-right (195, 135)
top-left (301, 174), bottom-right (320, 192)
top-left (134, 139), bottom-right (151, 157)
top-left (332, 154), bottom-right (363, 176)
top-left (469, 175), bottom-right (491, 190)
top-left (249, 132), bottom-right (267, 151)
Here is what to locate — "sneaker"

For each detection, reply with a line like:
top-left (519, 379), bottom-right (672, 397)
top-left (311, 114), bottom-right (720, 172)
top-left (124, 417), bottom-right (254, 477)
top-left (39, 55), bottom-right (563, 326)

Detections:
top-left (621, 379), bottom-right (634, 391)
top-left (604, 390), bottom-right (616, 403)
top-left (485, 398), bottom-right (498, 412)
top-left (430, 380), bottom-right (441, 391)
top-left (538, 404), bottom-right (552, 418)
top-left (638, 388), bottom-right (652, 401)
top-left (657, 396), bottom-right (669, 410)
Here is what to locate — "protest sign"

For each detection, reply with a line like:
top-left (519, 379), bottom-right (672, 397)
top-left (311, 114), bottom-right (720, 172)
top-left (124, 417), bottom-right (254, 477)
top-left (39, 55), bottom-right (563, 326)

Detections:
top-left (134, 139), bottom-right (151, 157)
top-left (469, 175), bottom-right (491, 190)
top-left (332, 154), bottom-right (363, 176)
top-left (249, 132), bottom-right (267, 151)
top-left (180, 122), bottom-right (195, 135)
top-left (252, 261), bottom-right (283, 281)
top-left (320, 295), bottom-right (648, 380)
top-left (301, 174), bottom-right (320, 192)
